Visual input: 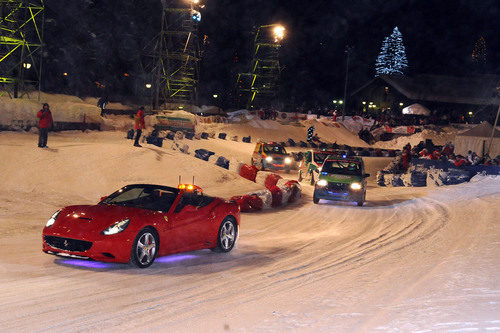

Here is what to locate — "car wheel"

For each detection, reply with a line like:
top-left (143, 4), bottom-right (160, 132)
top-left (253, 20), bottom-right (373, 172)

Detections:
top-left (313, 196), bottom-right (319, 204)
top-left (130, 227), bottom-right (158, 268)
top-left (357, 201), bottom-right (364, 206)
top-left (211, 218), bottom-right (237, 253)
top-left (298, 170), bottom-right (303, 182)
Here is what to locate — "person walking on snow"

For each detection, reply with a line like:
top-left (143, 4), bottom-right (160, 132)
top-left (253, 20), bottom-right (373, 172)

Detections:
top-left (37, 103), bottom-right (53, 148)
top-left (134, 106), bottom-right (146, 147)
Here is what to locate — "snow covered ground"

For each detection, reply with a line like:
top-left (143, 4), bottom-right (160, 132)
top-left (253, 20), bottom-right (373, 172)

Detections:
top-left (0, 130), bottom-right (499, 332)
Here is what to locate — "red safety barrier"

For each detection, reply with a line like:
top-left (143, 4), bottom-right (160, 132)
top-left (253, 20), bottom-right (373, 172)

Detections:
top-left (239, 164), bottom-right (259, 182)
top-left (269, 186), bottom-right (283, 207)
top-left (230, 194), bottom-right (264, 212)
top-left (265, 173), bottom-right (282, 189)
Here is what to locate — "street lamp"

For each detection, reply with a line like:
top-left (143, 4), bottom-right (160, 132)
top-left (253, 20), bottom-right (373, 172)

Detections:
top-left (399, 102), bottom-right (404, 106)
top-left (273, 25), bottom-right (285, 42)
top-left (23, 63), bottom-right (31, 69)
top-left (213, 94), bottom-right (218, 98)
top-left (145, 83), bottom-right (152, 89)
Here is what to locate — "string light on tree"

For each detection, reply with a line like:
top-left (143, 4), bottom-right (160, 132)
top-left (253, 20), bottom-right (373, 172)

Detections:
top-left (375, 27), bottom-right (408, 76)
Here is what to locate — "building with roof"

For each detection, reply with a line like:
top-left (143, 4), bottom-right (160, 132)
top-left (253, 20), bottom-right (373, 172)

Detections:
top-left (349, 74), bottom-right (500, 123)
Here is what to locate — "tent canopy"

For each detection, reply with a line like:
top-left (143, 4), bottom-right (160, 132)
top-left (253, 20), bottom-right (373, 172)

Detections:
top-left (402, 103), bottom-right (430, 116)
top-left (457, 121), bottom-right (500, 138)
top-left (454, 122), bottom-right (500, 157)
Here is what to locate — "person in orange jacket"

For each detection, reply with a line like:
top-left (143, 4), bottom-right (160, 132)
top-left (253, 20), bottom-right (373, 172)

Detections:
top-left (37, 103), bottom-right (53, 148)
top-left (134, 106), bottom-right (146, 147)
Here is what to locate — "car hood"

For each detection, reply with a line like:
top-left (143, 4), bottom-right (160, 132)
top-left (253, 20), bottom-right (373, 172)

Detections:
top-left (319, 173), bottom-right (362, 184)
top-left (45, 204), bottom-right (153, 236)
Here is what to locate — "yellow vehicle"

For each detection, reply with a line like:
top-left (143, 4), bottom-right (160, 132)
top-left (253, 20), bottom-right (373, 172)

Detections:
top-left (251, 142), bottom-right (293, 173)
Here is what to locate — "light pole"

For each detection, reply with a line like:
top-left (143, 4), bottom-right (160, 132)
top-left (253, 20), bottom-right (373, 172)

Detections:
top-left (342, 45), bottom-right (352, 121)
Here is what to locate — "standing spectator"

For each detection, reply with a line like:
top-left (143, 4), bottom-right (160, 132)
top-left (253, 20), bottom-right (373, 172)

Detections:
top-left (133, 106), bottom-right (146, 147)
top-left (37, 103), bottom-right (53, 148)
top-left (402, 143), bottom-right (412, 170)
top-left (97, 96), bottom-right (108, 117)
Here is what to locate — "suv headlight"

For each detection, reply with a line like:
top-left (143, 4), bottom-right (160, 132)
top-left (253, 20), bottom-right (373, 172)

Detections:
top-left (284, 157), bottom-right (292, 164)
top-left (101, 219), bottom-right (130, 235)
top-left (265, 156), bottom-right (273, 162)
top-left (317, 179), bottom-right (328, 186)
top-left (46, 210), bottom-right (61, 227)
top-left (350, 182), bottom-right (362, 190)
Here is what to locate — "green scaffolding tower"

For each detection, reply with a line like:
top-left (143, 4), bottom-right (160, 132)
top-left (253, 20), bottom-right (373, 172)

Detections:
top-left (236, 24), bottom-right (284, 110)
top-left (152, 0), bottom-right (201, 109)
top-left (0, 0), bottom-right (44, 98)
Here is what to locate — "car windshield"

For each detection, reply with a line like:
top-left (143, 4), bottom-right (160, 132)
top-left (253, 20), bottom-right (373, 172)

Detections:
top-left (263, 145), bottom-right (287, 155)
top-left (313, 152), bottom-right (331, 164)
top-left (322, 160), bottom-right (362, 176)
top-left (100, 186), bottom-right (178, 212)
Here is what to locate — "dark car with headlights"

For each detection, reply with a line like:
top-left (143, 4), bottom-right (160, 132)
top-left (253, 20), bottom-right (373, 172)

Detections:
top-left (251, 141), bottom-right (293, 173)
top-left (313, 156), bottom-right (369, 206)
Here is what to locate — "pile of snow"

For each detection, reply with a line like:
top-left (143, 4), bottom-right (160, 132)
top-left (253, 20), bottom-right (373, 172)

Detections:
top-left (0, 92), bottom-right (101, 127)
top-left (197, 118), bottom-right (368, 147)
top-left (374, 127), bottom-right (458, 149)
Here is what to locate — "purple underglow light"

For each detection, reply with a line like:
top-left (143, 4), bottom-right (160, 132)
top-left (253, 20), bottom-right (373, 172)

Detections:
top-left (60, 259), bottom-right (114, 269)
top-left (155, 254), bottom-right (198, 263)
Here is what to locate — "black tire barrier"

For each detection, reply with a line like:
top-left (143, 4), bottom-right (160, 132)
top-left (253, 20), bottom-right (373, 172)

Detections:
top-left (216, 156), bottom-right (230, 169)
top-left (201, 132), bottom-right (209, 139)
top-left (319, 142), bottom-right (327, 149)
top-left (279, 142), bottom-right (287, 147)
top-left (242, 136), bottom-right (251, 143)
top-left (310, 142), bottom-right (318, 148)
top-left (146, 136), bottom-right (163, 147)
top-left (288, 138), bottom-right (296, 147)
top-left (126, 129), bottom-right (135, 140)
top-left (185, 132), bottom-right (195, 140)
top-left (194, 149), bottom-right (215, 161)
top-left (299, 141), bottom-right (308, 148)
top-left (166, 132), bottom-right (175, 140)
top-left (218, 133), bottom-right (227, 140)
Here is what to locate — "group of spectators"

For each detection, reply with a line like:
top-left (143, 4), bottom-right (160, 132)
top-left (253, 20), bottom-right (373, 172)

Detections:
top-left (408, 141), bottom-right (499, 167)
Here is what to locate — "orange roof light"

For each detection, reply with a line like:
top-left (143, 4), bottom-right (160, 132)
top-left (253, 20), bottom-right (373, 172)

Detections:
top-left (178, 184), bottom-right (203, 193)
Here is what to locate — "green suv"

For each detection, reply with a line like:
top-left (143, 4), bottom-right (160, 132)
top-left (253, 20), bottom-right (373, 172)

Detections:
top-left (313, 156), bottom-right (369, 206)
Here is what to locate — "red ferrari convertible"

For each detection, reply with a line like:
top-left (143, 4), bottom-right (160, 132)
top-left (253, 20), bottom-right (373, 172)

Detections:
top-left (42, 184), bottom-right (240, 268)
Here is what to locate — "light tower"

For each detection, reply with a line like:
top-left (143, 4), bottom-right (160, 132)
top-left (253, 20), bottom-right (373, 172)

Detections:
top-left (236, 24), bottom-right (285, 109)
top-left (151, 0), bottom-right (202, 109)
top-left (0, 0), bottom-right (44, 98)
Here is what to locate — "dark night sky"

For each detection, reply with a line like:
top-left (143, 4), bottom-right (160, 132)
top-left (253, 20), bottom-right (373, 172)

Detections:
top-left (42, 0), bottom-right (500, 108)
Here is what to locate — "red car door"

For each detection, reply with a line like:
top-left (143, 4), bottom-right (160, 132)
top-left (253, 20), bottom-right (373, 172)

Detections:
top-left (169, 193), bottom-right (211, 252)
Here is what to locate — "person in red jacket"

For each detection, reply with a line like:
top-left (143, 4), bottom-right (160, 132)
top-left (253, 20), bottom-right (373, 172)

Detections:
top-left (37, 103), bottom-right (53, 148)
top-left (133, 106), bottom-right (146, 147)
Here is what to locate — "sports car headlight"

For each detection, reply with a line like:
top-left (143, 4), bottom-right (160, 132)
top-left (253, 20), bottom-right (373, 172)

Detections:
top-left (265, 156), bottom-right (273, 162)
top-left (350, 182), bottom-right (362, 190)
top-left (46, 210), bottom-right (61, 227)
top-left (101, 219), bottom-right (130, 235)
top-left (284, 157), bottom-right (292, 164)
top-left (317, 179), bottom-right (328, 186)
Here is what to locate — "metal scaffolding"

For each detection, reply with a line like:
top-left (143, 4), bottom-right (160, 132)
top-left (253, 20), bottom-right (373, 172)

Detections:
top-left (0, 0), bottom-right (44, 98)
top-left (236, 24), bottom-right (284, 109)
top-left (151, 0), bottom-right (201, 108)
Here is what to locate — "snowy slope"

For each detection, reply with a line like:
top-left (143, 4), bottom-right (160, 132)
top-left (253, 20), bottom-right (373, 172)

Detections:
top-left (0, 131), bottom-right (498, 332)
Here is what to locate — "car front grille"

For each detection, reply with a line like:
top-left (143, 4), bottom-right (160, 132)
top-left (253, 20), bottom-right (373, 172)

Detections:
top-left (327, 182), bottom-right (350, 192)
top-left (44, 236), bottom-right (92, 252)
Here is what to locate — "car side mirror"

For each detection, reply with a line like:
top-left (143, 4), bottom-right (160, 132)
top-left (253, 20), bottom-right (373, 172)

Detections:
top-left (100, 196), bottom-right (108, 202)
top-left (364, 173), bottom-right (371, 178)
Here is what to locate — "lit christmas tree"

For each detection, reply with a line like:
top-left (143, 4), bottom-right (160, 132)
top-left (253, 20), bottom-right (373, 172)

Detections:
top-left (375, 27), bottom-right (408, 76)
